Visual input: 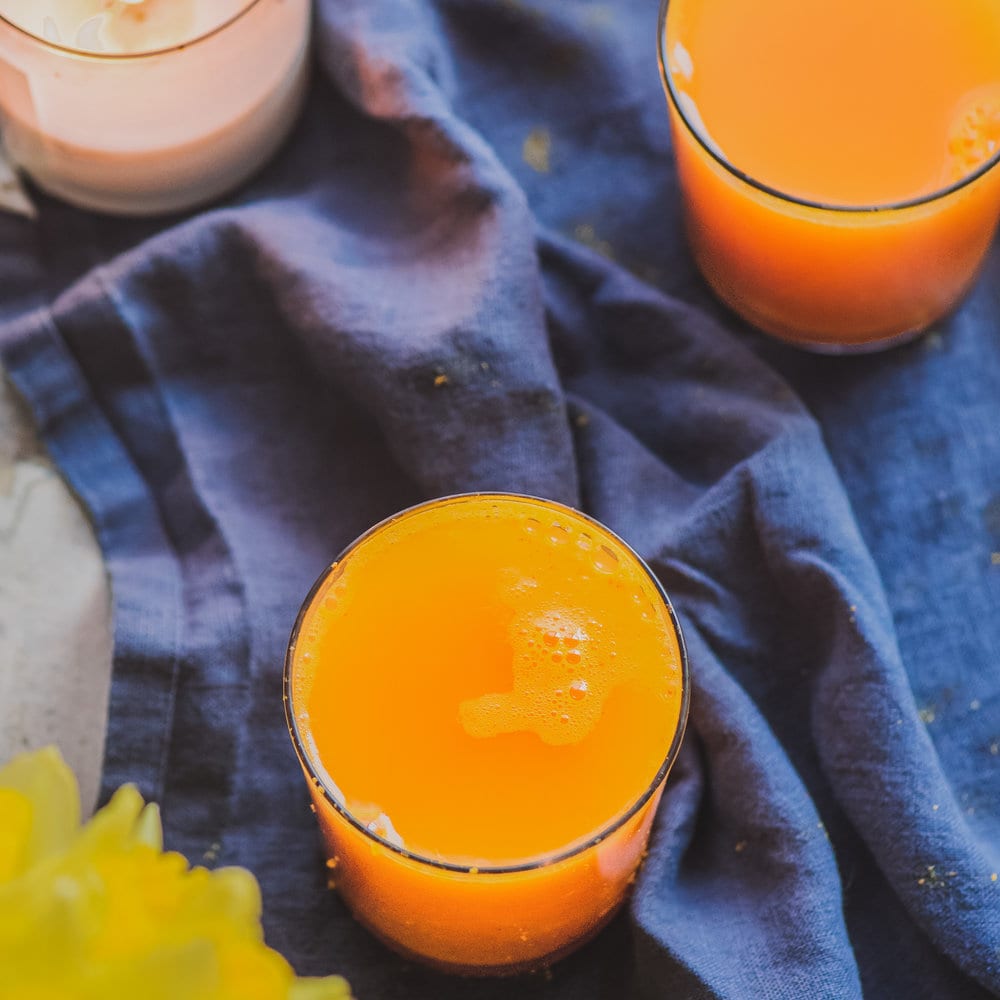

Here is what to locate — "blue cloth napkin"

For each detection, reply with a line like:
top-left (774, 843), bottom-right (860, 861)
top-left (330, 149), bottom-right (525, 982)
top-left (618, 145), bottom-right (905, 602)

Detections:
top-left (2, 1), bottom-right (999, 996)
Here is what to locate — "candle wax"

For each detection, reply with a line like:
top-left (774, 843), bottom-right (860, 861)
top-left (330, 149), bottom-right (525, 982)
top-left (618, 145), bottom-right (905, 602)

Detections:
top-left (0, 0), bottom-right (247, 54)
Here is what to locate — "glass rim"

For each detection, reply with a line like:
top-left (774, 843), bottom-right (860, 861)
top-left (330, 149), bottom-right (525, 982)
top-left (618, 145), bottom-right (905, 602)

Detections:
top-left (283, 491), bottom-right (692, 877)
top-left (0, 0), bottom-right (265, 61)
top-left (656, 0), bottom-right (1000, 214)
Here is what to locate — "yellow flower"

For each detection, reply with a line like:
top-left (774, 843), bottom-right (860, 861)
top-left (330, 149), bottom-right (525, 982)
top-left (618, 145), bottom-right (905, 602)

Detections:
top-left (0, 747), bottom-right (351, 1000)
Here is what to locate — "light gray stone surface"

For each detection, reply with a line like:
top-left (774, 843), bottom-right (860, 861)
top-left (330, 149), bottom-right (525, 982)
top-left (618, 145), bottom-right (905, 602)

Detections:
top-left (0, 367), bottom-right (112, 813)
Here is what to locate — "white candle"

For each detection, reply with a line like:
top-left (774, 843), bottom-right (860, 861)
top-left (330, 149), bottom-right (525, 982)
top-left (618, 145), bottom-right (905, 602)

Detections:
top-left (0, 0), bottom-right (311, 215)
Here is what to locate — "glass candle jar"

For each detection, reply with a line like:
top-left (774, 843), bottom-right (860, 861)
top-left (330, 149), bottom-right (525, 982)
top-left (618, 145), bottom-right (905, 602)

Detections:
top-left (0, 0), bottom-right (311, 215)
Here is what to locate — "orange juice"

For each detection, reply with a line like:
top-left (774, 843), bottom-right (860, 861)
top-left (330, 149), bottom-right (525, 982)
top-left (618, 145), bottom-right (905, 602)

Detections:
top-left (660, 0), bottom-right (1000, 350)
top-left (285, 494), bottom-right (688, 973)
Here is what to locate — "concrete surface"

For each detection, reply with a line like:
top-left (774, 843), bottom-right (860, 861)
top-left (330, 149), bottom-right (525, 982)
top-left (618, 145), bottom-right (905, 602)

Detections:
top-left (0, 366), bottom-right (112, 813)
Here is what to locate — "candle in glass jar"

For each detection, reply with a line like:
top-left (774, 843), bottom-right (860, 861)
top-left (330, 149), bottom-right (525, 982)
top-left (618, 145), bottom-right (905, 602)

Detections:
top-left (0, 0), bottom-right (311, 215)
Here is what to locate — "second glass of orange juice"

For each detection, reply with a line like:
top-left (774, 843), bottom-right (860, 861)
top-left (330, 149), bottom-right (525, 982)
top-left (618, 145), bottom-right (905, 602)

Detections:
top-left (659, 0), bottom-right (1000, 351)
top-left (285, 494), bottom-right (689, 974)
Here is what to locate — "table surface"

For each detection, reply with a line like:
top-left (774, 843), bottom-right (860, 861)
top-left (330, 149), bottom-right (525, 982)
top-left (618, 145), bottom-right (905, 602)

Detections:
top-left (0, 366), bottom-right (110, 812)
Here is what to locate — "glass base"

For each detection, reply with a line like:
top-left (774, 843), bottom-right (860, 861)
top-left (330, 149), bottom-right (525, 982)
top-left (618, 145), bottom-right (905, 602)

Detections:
top-left (698, 268), bottom-right (946, 354)
top-left (763, 324), bottom-right (928, 355)
top-left (352, 898), bottom-right (626, 977)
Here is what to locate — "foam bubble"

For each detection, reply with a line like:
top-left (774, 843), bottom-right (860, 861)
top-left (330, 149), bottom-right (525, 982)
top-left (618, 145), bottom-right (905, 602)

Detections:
top-left (460, 606), bottom-right (613, 746)
top-left (593, 545), bottom-right (619, 574)
top-left (458, 507), bottom-right (672, 747)
top-left (549, 523), bottom-right (572, 544)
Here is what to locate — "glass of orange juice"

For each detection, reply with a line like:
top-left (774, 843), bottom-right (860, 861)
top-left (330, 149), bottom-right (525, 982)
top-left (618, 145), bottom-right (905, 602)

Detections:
top-left (658, 0), bottom-right (1000, 352)
top-left (284, 494), bottom-right (689, 974)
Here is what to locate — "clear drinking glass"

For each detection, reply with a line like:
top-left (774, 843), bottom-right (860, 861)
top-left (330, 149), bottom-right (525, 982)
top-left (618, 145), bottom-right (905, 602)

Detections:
top-left (284, 494), bottom-right (691, 974)
top-left (658, 0), bottom-right (1000, 353)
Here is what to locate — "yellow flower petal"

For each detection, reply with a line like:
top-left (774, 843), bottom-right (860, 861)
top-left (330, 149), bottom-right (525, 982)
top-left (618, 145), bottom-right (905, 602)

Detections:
top-left (0, 746), bottom-right (79, 873)
top-left (0, 788), bottom-right (32, 882)
top-left (290, 977), bottom-right (353, 1000)
top-left (0, 748), bottom-right (352, 999)
top-left (72, 783), bottom-right (145, 857)
top-left (132, 802), bottom-right (164, 851)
